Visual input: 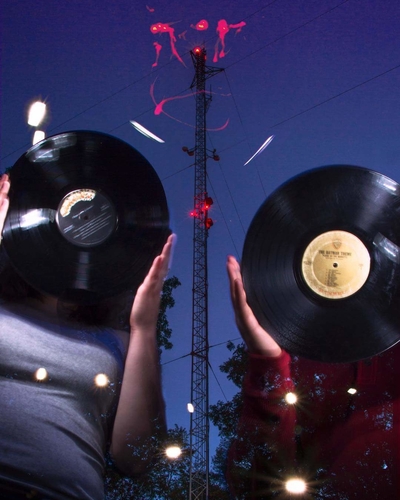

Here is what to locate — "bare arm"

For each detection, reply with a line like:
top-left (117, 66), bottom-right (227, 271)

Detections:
top-left (226, 256), bottom-right (297, 497)
top-left (227, 255), bottom-right (281, 357)
top-left (110, 234), bottom-right (175, 476)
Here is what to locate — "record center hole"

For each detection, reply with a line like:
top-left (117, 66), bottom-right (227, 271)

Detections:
top-left (333, 262), bottom-right (338, 268)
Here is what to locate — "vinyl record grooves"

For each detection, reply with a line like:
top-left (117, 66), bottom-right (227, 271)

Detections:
top-left (242, 165), bottom-right (400, 363)
top-left (3, 130), bottom-right (170, 304)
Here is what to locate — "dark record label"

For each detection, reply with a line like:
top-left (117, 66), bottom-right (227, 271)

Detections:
top-left (56, 189), bottom-right (117, 247)
top-left (4, 130), bottom-right (170, 305)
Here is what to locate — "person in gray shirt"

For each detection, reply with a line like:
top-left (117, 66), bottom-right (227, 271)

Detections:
top-left (0, 174), bottom-right (174, 499)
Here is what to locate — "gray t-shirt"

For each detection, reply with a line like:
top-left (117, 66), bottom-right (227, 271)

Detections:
top-left (0, 301), bottom-right (127, 499)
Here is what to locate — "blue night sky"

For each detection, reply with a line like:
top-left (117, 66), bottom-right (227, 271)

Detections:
top-left (2, 0), bottom-right (400, 460)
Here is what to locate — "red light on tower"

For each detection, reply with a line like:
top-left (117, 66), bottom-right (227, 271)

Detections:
top-left (193, 46), bottom-right (206, 59)
top-left (204, 197), bottom-right (213, 210)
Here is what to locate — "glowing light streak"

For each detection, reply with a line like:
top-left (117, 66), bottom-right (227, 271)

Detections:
top-left (146, 5), bottom-right (155, 12)
top-left (28, 101), bottom-right (47, 126)
top-left (150, 80), bottom-right (230, 131)
top-left (191, 19), bottom-right (209, 31)
top-left (149, 17), bottom-right (245, 67)
top-left (244, 135), bottom-right (275, 166)
top-left (187, 403), bottom-right (195, 413)
top-left (150, 82), bottom-right (193, 116)
top-left (213, 19), bottom-right (246, 62)
top-left (130, 121), bottom-right (165, 143)
top-left (33, 130), bottom-right (45, 145)
top-left (150, 22), bottom-right (186, 66)
top-left (152, 41), bottom-right (163, 68)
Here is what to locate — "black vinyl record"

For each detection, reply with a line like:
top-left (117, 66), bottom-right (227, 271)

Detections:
top-left (242, 165), bottom-right (400, 363)
top-left (3, 130), bottom-right (170, 304)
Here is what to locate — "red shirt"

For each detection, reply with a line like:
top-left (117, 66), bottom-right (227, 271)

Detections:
top-left (227, 343), bottom-right (400, 499)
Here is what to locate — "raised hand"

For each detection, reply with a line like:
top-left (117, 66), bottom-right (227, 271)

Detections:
top-left (129, 234), bottom-right (176, 334)
top-left (111, 234), bottom-right (175, 474)
top-left (227, 255), bottom-right (281, 357)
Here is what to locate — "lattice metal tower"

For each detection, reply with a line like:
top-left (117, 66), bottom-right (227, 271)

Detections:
top-left (188, 46), bottom-right (222, 500)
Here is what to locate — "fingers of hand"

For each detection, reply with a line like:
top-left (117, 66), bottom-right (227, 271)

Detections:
top-left (0, 173), bottom-right (9, 186)
top-left (0, 197), bottom-right (9, 213)
top-left (227, 255), bottom-right (244, 304)
top-left (226, 255), bottom-right (237, 290)
top-left (130, 240), bottom-right (173, 327)
top-left (227, 255), bottom-right (259, 337)
top-left (139, 234), bottom-right (176, 295)
top-left (157, 233), bottom-right (176, 279)
top-left (233, 275), bottom-right (248, 310)
top-left (156, 234), bottom-right (174, 275)
top-left (0, 174), bottom-right (10, 207)
top-left (0, 173), bottom-right (10, 190)
top-left (0, 176), bottom-right (10, 236)
top-left (162, 233), bottom-right (176, 270)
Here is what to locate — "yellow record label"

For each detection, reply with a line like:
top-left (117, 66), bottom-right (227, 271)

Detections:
top-left (301, 230), bottom-right (370, 299)
top-left (59, 189), bottom-right (97, 217)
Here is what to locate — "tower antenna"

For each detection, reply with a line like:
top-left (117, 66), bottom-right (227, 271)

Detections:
top-left (187, 46), bottom-right (223, 500)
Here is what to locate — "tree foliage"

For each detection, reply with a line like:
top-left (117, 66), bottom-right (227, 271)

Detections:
top-left (103, 275), bottom-right (180, 353)
top-left (104, 276), bottom-right (183, 498)
top-left (105, 280), bottom-right (245, 499)
top-left (157, 276), bottom-right (181, 351)
top-left (104, 426), bottom-right (191, 500)
top-left (209, 341), bottom-right (249, 497)
top-left (209, 341), bottom-right (247, 441)
top-left (105, 419), bottom-right (231, 499)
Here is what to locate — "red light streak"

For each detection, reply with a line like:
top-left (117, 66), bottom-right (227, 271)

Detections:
top-left (150, 80), bottom-right (229, 132)
top-left (213, 19), bottom-right (246, 62)
top-left (152, 41), bottom-right (162, 68)
top-left (149, 17), bottom-right (245, 67)
top-left (191, 19), bottom-right (209, 31)
top-left (150, 22), bottom-right (186, 67)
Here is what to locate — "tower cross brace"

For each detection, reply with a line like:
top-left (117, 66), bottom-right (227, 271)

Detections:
top-left (188, 46), bottom-right (223, 500)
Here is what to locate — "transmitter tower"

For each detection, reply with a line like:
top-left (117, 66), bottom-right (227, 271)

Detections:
top-left (187, 46), bottom-right (222, 500)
